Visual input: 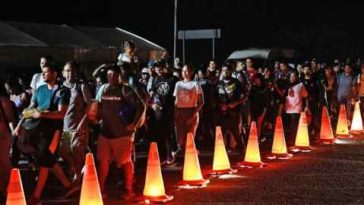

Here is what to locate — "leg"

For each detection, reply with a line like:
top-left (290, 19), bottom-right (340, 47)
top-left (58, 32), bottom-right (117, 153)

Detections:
top-left (96, 136), bottom-right (111, 192)
top-left (33, 167), bottom-right (49, 199)
top-left (289, 113), bottom-right (300, 146)
top-left (122, 161), bottom-right (134, 193)
top-left (51, 164), bottom-right (72, 188)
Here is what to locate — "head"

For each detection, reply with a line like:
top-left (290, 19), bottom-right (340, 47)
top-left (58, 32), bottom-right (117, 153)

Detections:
top-left (95, 76), bottom-right (103, 86)
top-left (333, 63), bottom-right (340, 73)
top-left (42, 66), bottom-right (57, 84)
top-left (324, 65), bottom-right (334, 76)
top-left (141, 68), bottom-right (150, 80)
top-left (344, 63), bottom-right (353, 75)
top-left (4, 79), bottom-right (21, 96)
top-left (246, 58), bottom-right (254, 68)
top-left (208, 60), bottom-right (217, 71)
top-left (302, 64), bottom-right (312, 77)
top-left (154, 65), bottom-right (164, 76)
top-left (106, 65), bottom-right (121, 86)
top-left (280, 62), bottom-right (288, 72)
top-left (173, 70), bottom-right (181, 79)
top-left (62, 61), bottom-right (79, 82)
top-left (221, 63), bottom-right (234, 80)
top-left (182, 64), bottom-right (194, 81)
top-left (197, 69), bottom-right (206, 79)
top-left (289, 71), bottom-right (298, 84)
top-left (40, 55), bottom-right (54, 72)
top-left (236, 61), bottom-right (244, 71)
top-left (274, 61), bottom-right (280, 69)
top-left (361, 64), bottom-right (364, 74)
top-left (264, 67), bottom-right (274, 78)
top-left (123, 41), bottom-right (135, 54)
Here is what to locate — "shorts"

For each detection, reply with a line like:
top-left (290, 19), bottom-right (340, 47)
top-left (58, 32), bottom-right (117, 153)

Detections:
top-left (36, 129), bottom-right (60, 168)
top-left (97, 135), bottom-right (133, 167)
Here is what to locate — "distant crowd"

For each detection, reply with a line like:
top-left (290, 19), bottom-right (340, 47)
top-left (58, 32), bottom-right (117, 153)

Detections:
top-left (0, 40), bottom-right (363, 204)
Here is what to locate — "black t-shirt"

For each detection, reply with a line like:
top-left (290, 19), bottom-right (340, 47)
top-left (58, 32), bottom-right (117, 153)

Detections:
top-left (249, 85), bottom-right (270, 118)
top-left (302, 77), bottom-right (320, 104)
top-left (152, 74), bottom-right (178, 113)
top-left (216, 78), bottom-right (242, 114)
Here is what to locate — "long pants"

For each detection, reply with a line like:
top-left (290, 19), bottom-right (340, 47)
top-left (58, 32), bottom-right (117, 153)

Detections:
top-left (175, 108), bottom-right (199, 149)
top-left (219, 113), bottom-right (244, 153)
top-left (153, 112), bottom-right (175, 161)
top-left (283, 113), bottom-right (300, 147)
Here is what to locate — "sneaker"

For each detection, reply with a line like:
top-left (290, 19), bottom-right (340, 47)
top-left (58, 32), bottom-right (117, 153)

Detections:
top-left (166, 154), bottom-right (176, 165)
top-left (121, 190), bottom-right (136, 200)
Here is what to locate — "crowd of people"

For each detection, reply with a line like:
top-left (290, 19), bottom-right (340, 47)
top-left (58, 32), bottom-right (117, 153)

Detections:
top-left (0, 41), bottom-right (363, 204)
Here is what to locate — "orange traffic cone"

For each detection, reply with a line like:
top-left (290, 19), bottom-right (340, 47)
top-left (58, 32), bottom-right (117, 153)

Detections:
top-left (180, 132), bottom-right (209, 187)
top-left (237, 122), bottom-right (266, 168)
top-left (290, 112), bottom-right (312, 152)
top-left (267, 116), bottom-right (293, 159)
top-left (336, 104), bottom-right (350, 137)
top-left (80, 153), bottom-right (103, 205)
top-left (350, 101), bottom-right (364, 134)
top-left (6, 168), bottom-right (26, 205)
top-left (319, 106), bottom-right (335, 144)
top-left (143, 142), bottom-right (173, 203)
top-left (210, 126), bottom-right (237, 175)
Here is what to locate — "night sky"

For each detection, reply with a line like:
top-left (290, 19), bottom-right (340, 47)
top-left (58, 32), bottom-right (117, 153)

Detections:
top-left (1, 0), bottom-right (364, 65)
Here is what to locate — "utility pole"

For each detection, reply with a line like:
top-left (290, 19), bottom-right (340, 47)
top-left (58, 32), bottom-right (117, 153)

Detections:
top-left (173, 0), bottom-right (178, 63)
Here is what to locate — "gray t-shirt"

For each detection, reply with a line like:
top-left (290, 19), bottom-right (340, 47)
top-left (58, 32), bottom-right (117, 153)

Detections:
top-left (63, 82), bottom-right (92, 132)
top-left (337, 73), bottom-right (356, 102)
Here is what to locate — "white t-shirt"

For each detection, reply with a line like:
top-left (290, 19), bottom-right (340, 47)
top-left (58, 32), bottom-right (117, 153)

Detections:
top-left (173, 81), bottom-right (202, 108)
top-left (30, 73), bottom-right (46, 90)
top-left (117, 53), bottom-right (138, 63)
top-left (285, 82), bottom-right (308, 114)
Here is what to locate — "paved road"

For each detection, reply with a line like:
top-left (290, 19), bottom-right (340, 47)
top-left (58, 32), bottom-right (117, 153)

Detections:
top-left (20, 141), bottom-right (364, 205)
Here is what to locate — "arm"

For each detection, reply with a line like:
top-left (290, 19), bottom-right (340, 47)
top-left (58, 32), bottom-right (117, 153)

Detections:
top-left (124, 87), bottom-right (146, 130)
top-left (1, 98), bottom-right (16, 134)
top-left (34, 104), bottom-right (68, 120)
top-left (194, 92), bottom-right (204, 115)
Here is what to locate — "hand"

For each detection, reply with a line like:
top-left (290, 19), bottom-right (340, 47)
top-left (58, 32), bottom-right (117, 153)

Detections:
top-left (151, 104), bottom-right (160, 111)
top-left (31, 111), bottom-right (42, 119)
top-left (13, 126), bottom-right (23, 137)
top-left (220, 104), bottom-right (228, 111)
top-left (228, 103), bottom-right (236, 109)
top-left (125, 123), bottom-right (137, 132)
